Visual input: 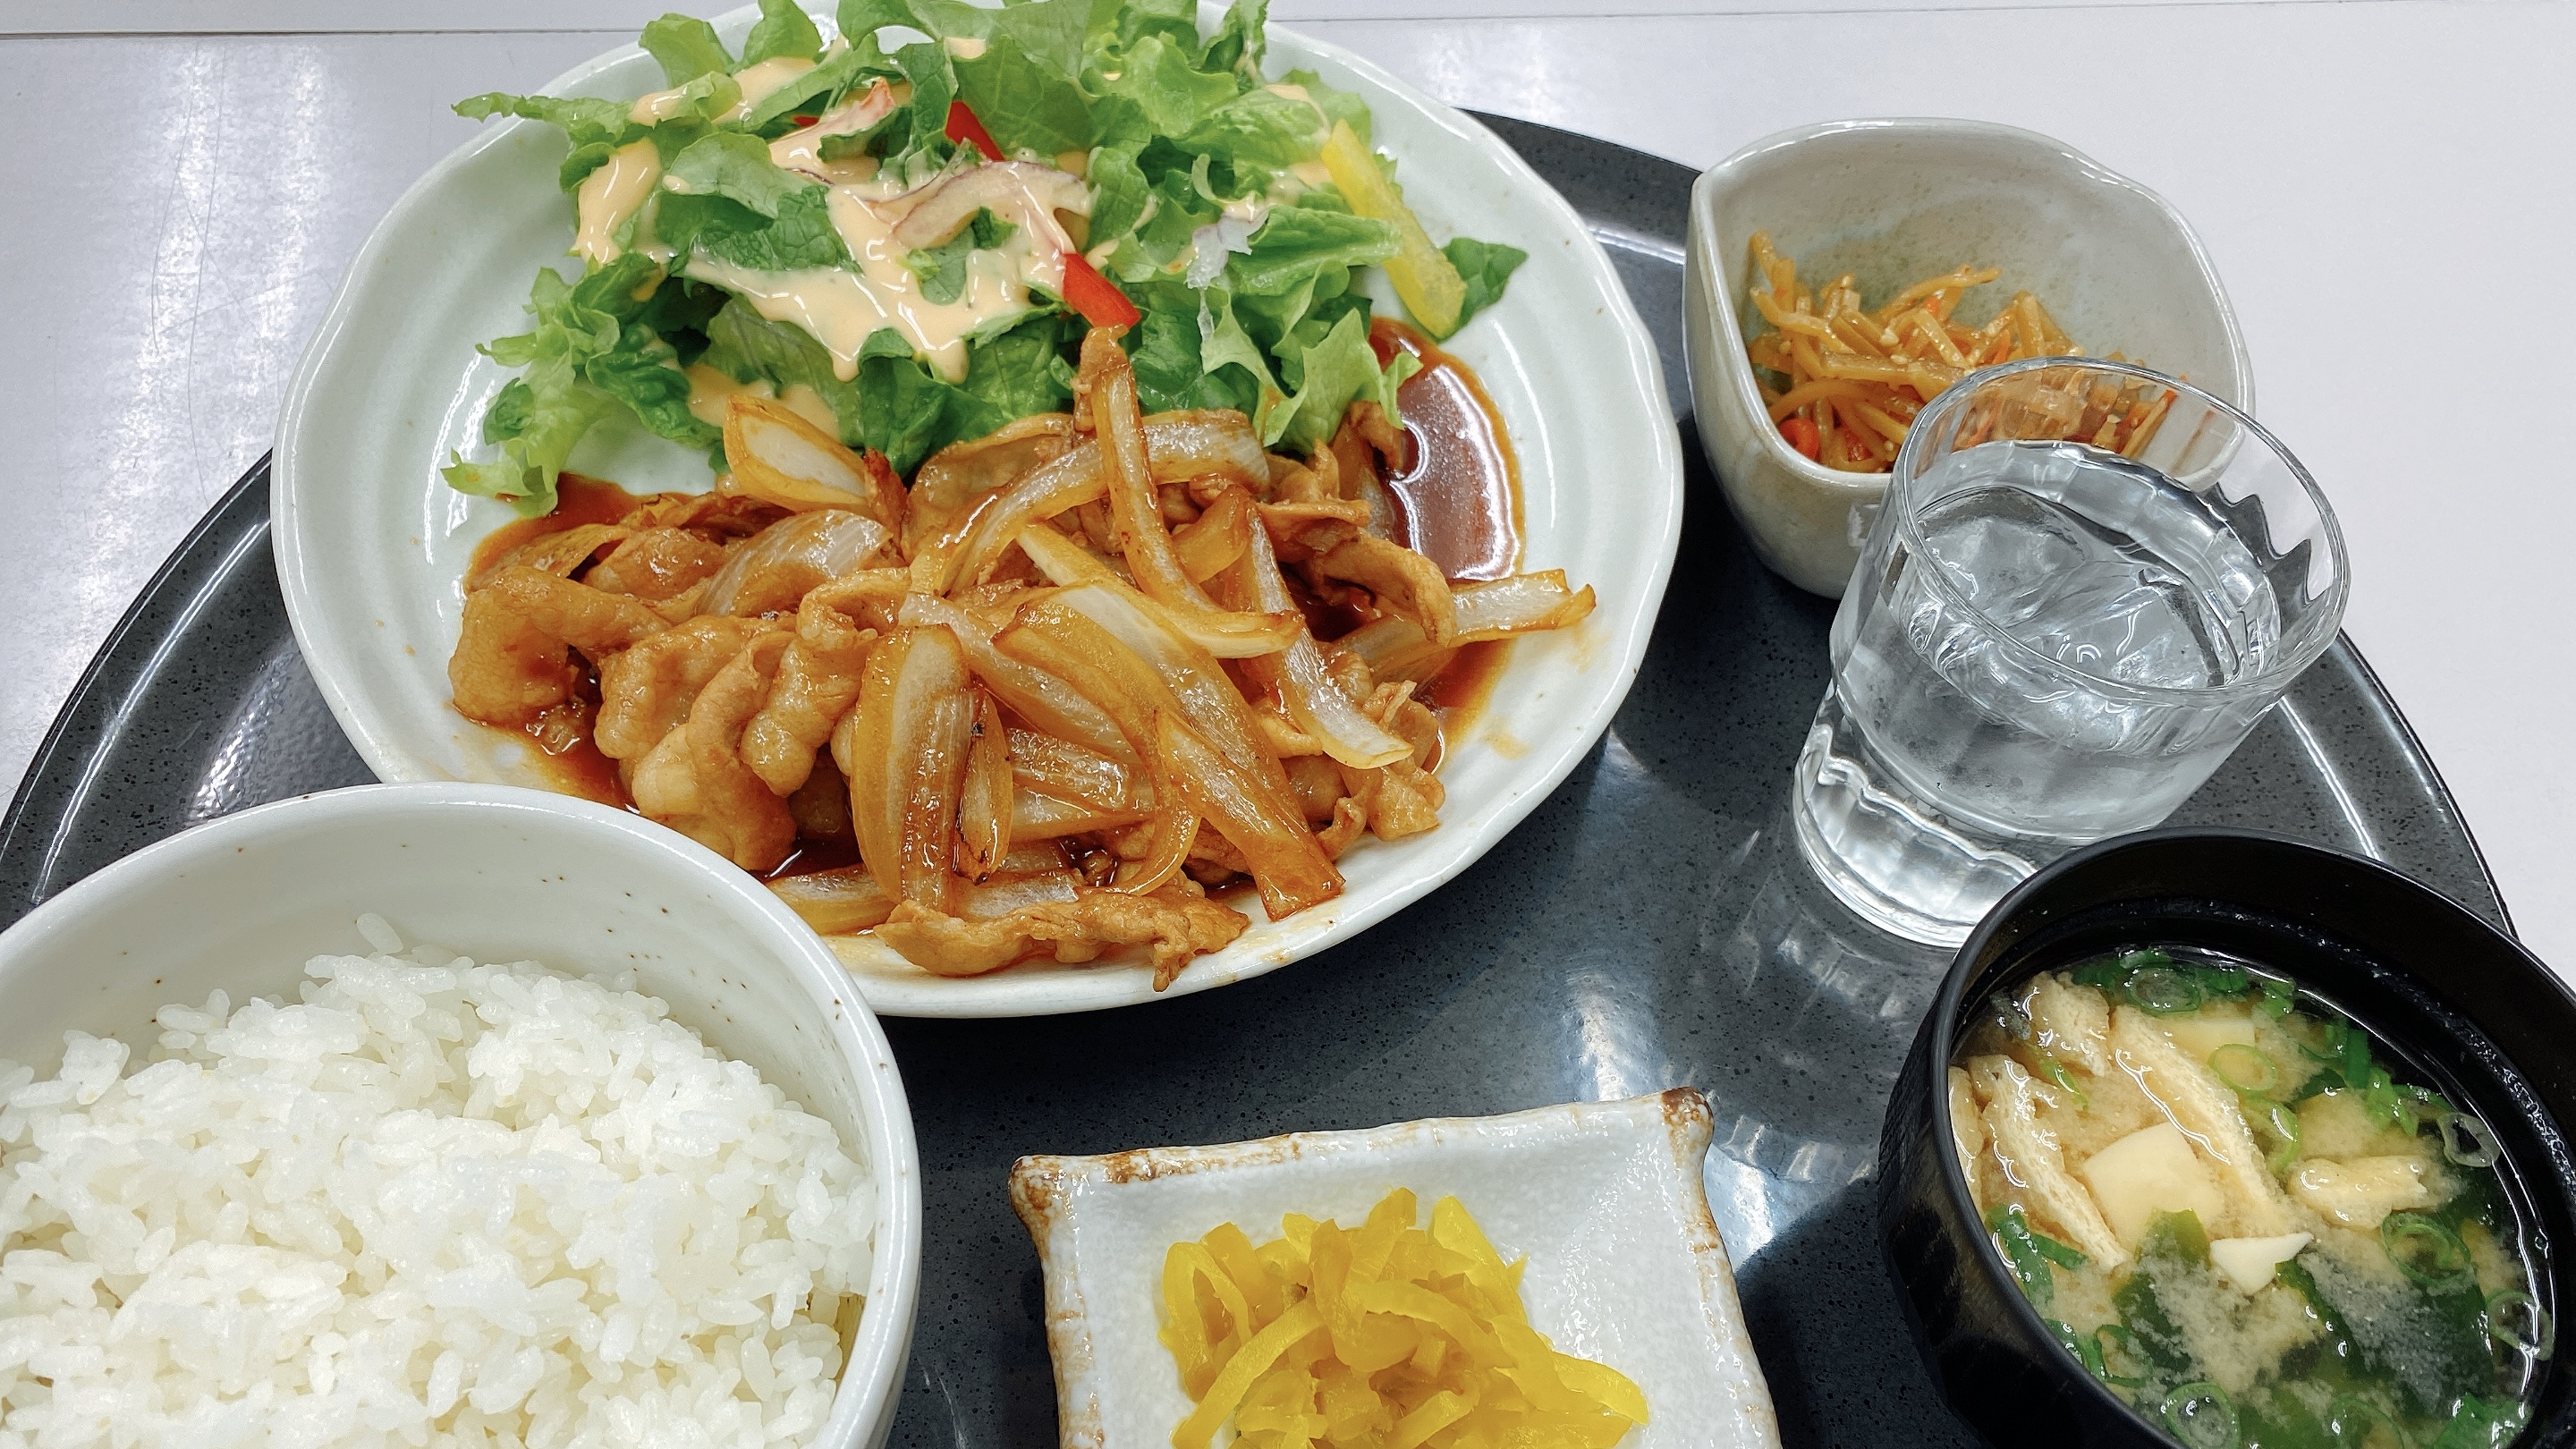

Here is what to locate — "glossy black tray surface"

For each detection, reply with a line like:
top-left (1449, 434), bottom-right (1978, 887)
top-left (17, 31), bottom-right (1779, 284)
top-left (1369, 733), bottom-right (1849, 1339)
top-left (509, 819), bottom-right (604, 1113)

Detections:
top-left (0, 116), bottom-right (2508, 1448)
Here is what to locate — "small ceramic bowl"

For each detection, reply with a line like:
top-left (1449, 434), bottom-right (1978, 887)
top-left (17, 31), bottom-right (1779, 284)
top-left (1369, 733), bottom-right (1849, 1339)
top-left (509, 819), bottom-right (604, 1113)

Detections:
top-left (1683, 118), bottom-right (2252, 597)
top-left (1009, 1090), bottom-right (1781, 1449)
top-left (0, 784), bottom-right (923, 1449)
top-left (1877, 828), bottom-right (2576, 1447)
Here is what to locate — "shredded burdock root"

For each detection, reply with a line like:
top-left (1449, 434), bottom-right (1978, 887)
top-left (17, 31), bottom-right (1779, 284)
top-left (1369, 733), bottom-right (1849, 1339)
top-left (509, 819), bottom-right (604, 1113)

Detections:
top-left (1157, 1188), bottom-right (1648, 1448)
top-left (448, 327), bottom-right (1596, 987)
top-left (1740, 230), bottom-right (2177, 472)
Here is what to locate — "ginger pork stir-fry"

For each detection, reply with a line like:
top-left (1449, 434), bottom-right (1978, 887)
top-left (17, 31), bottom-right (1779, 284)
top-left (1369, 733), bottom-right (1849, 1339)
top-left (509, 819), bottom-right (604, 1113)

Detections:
top-left (451, 329), bottom-right (1593, 987)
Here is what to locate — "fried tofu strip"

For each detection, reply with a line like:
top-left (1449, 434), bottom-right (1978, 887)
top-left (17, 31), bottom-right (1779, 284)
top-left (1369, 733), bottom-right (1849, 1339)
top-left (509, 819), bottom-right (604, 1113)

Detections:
top-left (2108, 1006), bottom-right (2292, 1235)
top-left (1948, 1065), bottom-right (1989, 1191)
top-left (2025, 975), bottom-right (2111, 1075)
top-left (1970, 1055), bottom-right (2127, 1267)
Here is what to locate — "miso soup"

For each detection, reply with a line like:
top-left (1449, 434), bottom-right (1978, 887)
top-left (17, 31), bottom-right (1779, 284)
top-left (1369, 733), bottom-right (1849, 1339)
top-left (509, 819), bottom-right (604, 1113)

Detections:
top-left (1949, 945), bottom-right (2552, 1448)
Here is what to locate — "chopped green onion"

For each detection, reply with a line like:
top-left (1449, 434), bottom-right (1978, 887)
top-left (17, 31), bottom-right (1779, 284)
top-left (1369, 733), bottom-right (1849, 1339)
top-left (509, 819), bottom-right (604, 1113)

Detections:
top-left (1984, 1203), bottom-right (2083, 1309)
top-left (2209, 1043), bottom-right (2280, 1095)
top-left (2265, 1101), bottom-right (2303, 1174)
top-left (2192, 964), bottom-right (2250, 996)
top-left (2128, 966), bottom-right (2205, 1016)
top-left (2029, 1229), bottom-right (2088, 1271)
top-left (2257, 976), bottom-right (2297, 1020)
top-left (2092, 1323), bottom-right (2149, 1388)
top-left (2326, 1394), bottom-right (2408, 1449)
top-left (2487, 1288), bottom-right (2555, 1360)
top-left (2046, 1318), bottom-right (2104, 1380)
top-left (2381, 1212), bottom-right (2476, 1293)
top-left (2034, 1055), bottom-right (2089, 1110)
top-left (2162, 1381), bottom-right (2240, 1449)
top-left (2440, 1112), bottom-right (2502, 1169)
top-left (2071, 958), bottom-right (2131, 990)
top-left (2117, 947), bottom-right (2176, 971)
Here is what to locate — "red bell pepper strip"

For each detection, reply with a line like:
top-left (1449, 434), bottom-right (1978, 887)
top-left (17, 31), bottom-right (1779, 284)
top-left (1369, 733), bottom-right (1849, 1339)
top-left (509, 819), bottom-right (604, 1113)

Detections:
top-left (1059, 250), bottom-right (1141, 330)
top-left (1779, 415), bottom-right (1823, 460)
top-left (944, 99), bottom-right (1140, 330)
top-left (944, 100), bottom-right (1004, 163)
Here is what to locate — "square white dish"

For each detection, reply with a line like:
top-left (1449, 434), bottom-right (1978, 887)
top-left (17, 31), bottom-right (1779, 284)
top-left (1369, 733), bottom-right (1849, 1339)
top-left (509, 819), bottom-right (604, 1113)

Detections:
top-left (1683, 117), bottom-right (2251, 597)
top-left (1008, 1090), bottom-right (1780, 1449)
top-left (271, 1), bottom-right (1682, 1019)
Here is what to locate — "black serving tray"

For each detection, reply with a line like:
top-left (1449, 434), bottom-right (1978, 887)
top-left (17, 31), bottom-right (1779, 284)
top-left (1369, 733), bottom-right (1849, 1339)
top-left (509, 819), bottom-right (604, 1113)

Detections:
top-left (0, 116), bottom-right (2511, 1448)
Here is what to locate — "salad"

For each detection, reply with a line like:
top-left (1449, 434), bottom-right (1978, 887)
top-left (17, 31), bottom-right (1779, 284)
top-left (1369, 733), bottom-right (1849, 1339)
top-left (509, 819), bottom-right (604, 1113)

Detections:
top-left (446, 0), bottom-right (1528, 513)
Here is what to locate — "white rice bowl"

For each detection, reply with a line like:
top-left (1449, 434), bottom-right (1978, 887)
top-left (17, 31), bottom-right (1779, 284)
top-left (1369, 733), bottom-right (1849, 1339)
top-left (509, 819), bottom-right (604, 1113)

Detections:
top-left (0, 916), bottom-right (877, 1449)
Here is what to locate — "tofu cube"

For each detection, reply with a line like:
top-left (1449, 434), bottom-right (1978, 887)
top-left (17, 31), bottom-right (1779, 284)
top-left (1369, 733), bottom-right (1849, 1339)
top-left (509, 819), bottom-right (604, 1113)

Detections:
top-left (2208, 1233), bottom-right (2313, 1293)
top-left (2157, 1011), bottom-right (2256, 1068)
top-left (2078, 1123), bottom-right (2229, 1249)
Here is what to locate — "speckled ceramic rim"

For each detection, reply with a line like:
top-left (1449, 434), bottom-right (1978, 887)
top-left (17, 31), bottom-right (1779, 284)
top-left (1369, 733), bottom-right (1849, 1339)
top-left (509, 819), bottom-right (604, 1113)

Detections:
top-left (0, 783), bottom-right (925, 1449)
top-left (1886, 355), bottom-right (2348, 707)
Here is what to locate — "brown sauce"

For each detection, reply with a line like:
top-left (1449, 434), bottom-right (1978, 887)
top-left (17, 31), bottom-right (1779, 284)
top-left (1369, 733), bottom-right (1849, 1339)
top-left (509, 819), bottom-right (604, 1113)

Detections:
top-left (531, 719), bottom-right (626, 808)
top-left (466, 474), bottom-right (650, 581)
top-left (764, 840), bottom-right (863, 881)
top-left (1371, 319), bottom-right (1522, 583)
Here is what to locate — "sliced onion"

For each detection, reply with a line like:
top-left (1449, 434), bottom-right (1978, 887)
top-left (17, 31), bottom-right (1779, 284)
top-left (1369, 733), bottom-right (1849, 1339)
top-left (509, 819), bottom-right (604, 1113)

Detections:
top-left (767, 866), bottom-right (893, 934)
top-left (961, 870), bottom-right (1081, 919)
top-left (943, 411), bottom-right (1274, 589)
top-left (1184, 214), bottom-right (1258, 289)
top-left (1011, 787), bottom-right (1147, 840)
top-left (1453, 569), bottom-right (1597, 637)
top-left (701, 510), bottom-right (897, 616)
top-left (956, 691), bottom-right (1013, 882)
top-left (898, 592), bottom-right (1132, 765)
top-left (1156, 712), bottom-right (1341, 919)
top-left (1006, 726), bottom-right (1139, 812)
top-left (947, 444), bottom-right (1106, 589)
top-left (1340, 571), bottom-right (1599, 682)
top-left (890, 160), bottom-right (1090, 253)
top-left (837, 624), bottom-right (973, 906)
top-left (1044, 582), bottom-right (1303, 820)
top-left (722, 394), bottom-right (901, 524)
top-left (1229, 494), bottom-right (1410, 769)
top-left (1012, 520), bottom-right (1123, 589)
top-left (1089, 339), bottom-right (1298, 658)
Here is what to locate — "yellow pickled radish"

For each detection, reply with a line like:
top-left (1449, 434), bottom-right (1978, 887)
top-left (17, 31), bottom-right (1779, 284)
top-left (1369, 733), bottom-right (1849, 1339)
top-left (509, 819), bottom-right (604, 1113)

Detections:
top-left (1157, 1187), bottom-right (1648, 1448)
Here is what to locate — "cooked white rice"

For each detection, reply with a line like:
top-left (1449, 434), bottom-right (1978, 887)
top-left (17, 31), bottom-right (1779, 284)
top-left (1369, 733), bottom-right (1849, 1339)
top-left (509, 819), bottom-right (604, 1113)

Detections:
top-left (0, 917), bottom-right (876, 1448)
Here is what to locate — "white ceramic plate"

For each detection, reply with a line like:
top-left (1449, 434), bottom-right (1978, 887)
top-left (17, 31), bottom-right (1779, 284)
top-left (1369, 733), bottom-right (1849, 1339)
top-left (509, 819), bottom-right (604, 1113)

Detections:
top-left (273, 4), bottom-right (1680, 1018)
top-left (1008, 1091), bottom-right (1781, 1449)
top-left (0, 784), bottom-right (921, 1449)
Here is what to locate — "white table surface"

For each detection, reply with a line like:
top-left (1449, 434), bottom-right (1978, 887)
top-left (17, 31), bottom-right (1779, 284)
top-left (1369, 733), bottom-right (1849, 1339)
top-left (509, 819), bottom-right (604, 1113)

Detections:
top-left (4, 0), bottom-right (2569, 970)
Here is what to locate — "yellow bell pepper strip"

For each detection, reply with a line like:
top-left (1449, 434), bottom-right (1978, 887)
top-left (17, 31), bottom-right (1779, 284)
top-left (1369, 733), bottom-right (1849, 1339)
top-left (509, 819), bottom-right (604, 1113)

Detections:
top-left (1318, 120), bottom-right (1467, 338)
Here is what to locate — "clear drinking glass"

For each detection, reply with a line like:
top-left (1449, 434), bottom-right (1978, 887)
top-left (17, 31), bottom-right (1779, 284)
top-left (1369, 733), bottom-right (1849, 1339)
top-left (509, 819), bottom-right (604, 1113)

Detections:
top-left (1791, 358), bottom-right (2349, 945)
